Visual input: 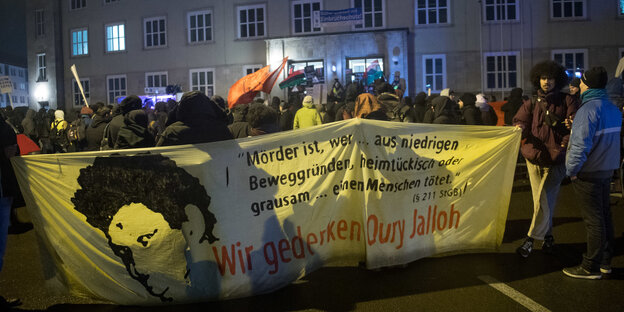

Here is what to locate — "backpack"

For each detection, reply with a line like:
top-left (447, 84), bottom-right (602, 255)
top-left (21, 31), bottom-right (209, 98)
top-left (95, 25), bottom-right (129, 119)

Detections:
top-left (67, 118), bottom-right (87, 143)
top-left (50, 120), bottom-right (68, 144)
top-left (100, 123), bottom-right (112, 151)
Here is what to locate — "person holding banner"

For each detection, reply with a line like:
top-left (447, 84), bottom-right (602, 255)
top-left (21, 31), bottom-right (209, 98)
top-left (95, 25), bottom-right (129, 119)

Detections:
top-left (513, 60), bottom-right (579, 258)
top-left (563, 66), bottom-right (620, 279)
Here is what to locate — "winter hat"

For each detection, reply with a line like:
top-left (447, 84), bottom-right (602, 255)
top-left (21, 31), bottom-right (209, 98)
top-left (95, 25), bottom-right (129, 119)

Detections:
top-left (569, 77), bottom-right (581, 88)
top-left (459, 93), bottom-right (476, 106)
top-left (581, 66), bottom-right (608, 89)
top-left (120, 95), bottom-right (143, 115)
top-left (54, 110), bottom-right (64, 120)
top-left (302, 95), bottom-right (313, 105)
top-left (80, 106), bottom-right (93, 116)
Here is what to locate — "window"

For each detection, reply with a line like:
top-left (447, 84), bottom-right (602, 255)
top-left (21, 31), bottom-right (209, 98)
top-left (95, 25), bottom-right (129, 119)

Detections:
top-left (71, 28), bottom-right (88, 56)
top-left (289, 60), bottom-right (325, 85)
top-left (188, 10), bottom-right (213, 43)
top-left (144, 16), bottom-right (167, 48)
top-left (19, 83), bottom-right (25, 90)
top-left (483, 0), bottom-right (518, 22)
top-left (484, 52), bottom-right (519, 90)
top-left (0, 65), bottom-right (3, 75)
top-left (37, 54), bottom-right (46, 81)
top-left (422, 54), bottom-right (446, 93)
top-left (346, 57), bottom-right (382, 84)
top-left (12, 96), bottom-right (17, 104)
top-left (72, 78), bottom-right (90, 107)
top-left (104, 0), bottom-right (120, 4)
top-left (10, 67), bottom-right (16, 76)
top-left (552, 49), bottom-right (587, 79)
top-left (107, 75), bottom-right (127, 104)
top-left (70, 0), bottom-right (86, 10)
top-left (243, 64), bottom-right (263, 76)
top-left (416, 0), bottom-right (449, 25)
top-left (145, 71), bottom-right (168, 89)
top-left (237, 5), bottom-right (266, 39)
top-left (353, 0), bottom-right (385, 29)
top-left (105, 23), bottom-right (125, 52)
top-left (189, 68), bottom-right (215, 97)
top-left (35, 10), bottom-right (45, 37)
top-left (292, 1), bottom-right (322, 34)
top-left (20, 96), bottom-right (25, 104)
top-left (18, 70), bottom-right (24, 78)
top-left (551, 0), bottom-right (585, 19)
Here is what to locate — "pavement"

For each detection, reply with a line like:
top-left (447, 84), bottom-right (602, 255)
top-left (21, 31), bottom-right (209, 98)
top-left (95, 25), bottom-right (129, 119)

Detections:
top-left (1, 177), bottom-right (623, 311)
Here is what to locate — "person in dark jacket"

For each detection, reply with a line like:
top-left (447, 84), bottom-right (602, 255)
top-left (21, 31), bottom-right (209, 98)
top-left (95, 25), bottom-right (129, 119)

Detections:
top-left (501, 88), bottom-right (524, 126)
top-left (20, 109), bottom-right (37, 142)
top-left (157, 91), bottom-right (233, 146)
top-left (412, 92), bottom-right (427, 123)
top-left (85, 106), bottom-right (111, 151)
top-left (105, 95), bottom-right (143, 148)
top-left (432, 96), bottom-right (457, 124)
top-left (335, 82), bottom-right (360, 122)
top-left (476, 93), bottom-right (498, 126)
top-left (279, 100), bottom-right (296, 131)
top-left (458, 93), bottom-right (483, 125)
top-left (228, 103), bottom-right (252, 138)
top-left (115, 109), bottom-right (155, 149)
top-left (513, 60), bottom-right (579, 258)
top-left (247, 103), bottom-right (280, 136)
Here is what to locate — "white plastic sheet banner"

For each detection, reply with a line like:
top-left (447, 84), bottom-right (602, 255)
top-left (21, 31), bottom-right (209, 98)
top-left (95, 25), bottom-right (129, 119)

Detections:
top-left (12, 119), bottom-right (520, 305)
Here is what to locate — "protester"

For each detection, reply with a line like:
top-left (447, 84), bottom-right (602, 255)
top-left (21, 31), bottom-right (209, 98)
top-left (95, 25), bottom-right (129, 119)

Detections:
top-left (85, 106), bottom-right (111, 151)
top-left (157, 91), bottom-right (233, 146)
top-left (391, 71), bottom-right (407, 96)
top-left (501, 88), bottom-right (524, 126)
top-left (279, 101), bottom-right (296, 131)
top-left (115, 109), bottom-right (155, 149)
top-left (513, 60), bottom-right (579, 257)
top-left (412, 92), bottom-right (428, 123)
top-left (422, 94), bottom-right (439, 123)
top-left (247, 103), bottom-right (280, 136)
top-left (354, 93), bottom-right (387, 120)
top-left (20, 109), bottom-right (37, 142)
top-left (50, 110), bottom-right (69, 153)
top-left (105, 95), bottom-right (143, 148)
top-left (458, 93), bottom-right (483, 125)
top-left (563, 67), bottom-right (621, 279)
top-left (476, 93), bottom-right (498, 126)
top-left (432, 96), bottom-right (457, 124)
top-left (293, 95), bottom-right (322, 129)
top-left (569, 77), bottom-right (581, 99)
top-left (335, 82), bottom-right (360, 122)
top-left (228, 103), bottom-right (252, 138)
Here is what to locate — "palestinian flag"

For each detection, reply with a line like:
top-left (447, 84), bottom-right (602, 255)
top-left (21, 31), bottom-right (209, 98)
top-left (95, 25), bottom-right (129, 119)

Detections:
top-left (364, 60), bottom-right (383, 85)
top-left (279, 69), bottom-right (306, 89)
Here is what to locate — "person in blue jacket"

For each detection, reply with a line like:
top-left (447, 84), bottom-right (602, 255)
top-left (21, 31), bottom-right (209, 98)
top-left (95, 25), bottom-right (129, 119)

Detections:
top-left (563, 66), bottom-right (622, 279)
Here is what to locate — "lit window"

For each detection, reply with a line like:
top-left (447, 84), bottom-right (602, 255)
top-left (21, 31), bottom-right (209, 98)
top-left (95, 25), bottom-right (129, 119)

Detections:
top-left (35, 10), bottom-right (45, 37)
top-left (289, 60), bottom-right (325, 85)
top-left (105, 23), bottom-right (125, 52)
top-left (422, 54), bottom-right (446, 93)
top-left (189, 68), bottom-right (215, 97)
top-left (552, 49), bottom-right (587, 79)
top-left (484, 52), bottom-right (519, 90)
top-left (292, 1), bottom-right (322, 34)
top-left (145, 72), bottom-right (168, 89)
top-left (353, 0), bottom-right (385, 29)
top-left (144, 16), bottom-right (167, 48)
top-left (551, 0), bottom-right (585, 19)
top-left (37, 54), bottom-right (46, 81)
top-left (347, 58), bottom-right (384, 85)
top-left (243, 65), bottom-right (263, 76)
top-left (71, 28), bottom-right (88, 56)
top-left (237, 4), bottom-right (266, 38)
top-left (107, 75), bottom-right (127, 104)
top-left (620, 0), bottom-right (624, 16)
top-left (72, 79), bottom-right (90, 107)
top-left (188, 10), bottom-right (213, 43)
top-left (70, 0), bottom-right (86, 10)
top-left (415, 0), bottom-right (449, 25)
top-left (483, 0), bottom-right (518, 22)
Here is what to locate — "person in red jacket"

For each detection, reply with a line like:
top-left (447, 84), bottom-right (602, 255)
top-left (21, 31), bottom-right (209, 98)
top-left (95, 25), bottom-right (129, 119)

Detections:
top-left (513, 60), bottom-right (579, 258)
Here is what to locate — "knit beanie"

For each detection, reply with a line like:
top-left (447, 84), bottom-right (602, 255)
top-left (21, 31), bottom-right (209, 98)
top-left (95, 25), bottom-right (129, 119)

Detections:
top-left (80, 106), bottom-right (93, 116)
top-left (581, 67), bottom-right (608, 89)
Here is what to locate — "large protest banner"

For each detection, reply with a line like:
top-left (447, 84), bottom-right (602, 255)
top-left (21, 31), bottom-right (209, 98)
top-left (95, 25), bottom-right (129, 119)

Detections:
top-left (12, 119), bottom-right (520, 305)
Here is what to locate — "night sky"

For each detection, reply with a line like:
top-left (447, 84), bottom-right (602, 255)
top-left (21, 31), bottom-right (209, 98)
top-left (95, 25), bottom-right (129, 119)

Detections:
top-left (0, 0), bottom-right (26, 67)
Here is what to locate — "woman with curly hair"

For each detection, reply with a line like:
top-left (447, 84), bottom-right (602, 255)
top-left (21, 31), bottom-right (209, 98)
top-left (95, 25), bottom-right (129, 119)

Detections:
top-left (512, 60), bottom-right (580, 258)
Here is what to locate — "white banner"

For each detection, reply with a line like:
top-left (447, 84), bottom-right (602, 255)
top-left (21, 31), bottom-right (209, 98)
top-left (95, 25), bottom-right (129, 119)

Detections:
top-left (12, 119), bottom-right (520, 305)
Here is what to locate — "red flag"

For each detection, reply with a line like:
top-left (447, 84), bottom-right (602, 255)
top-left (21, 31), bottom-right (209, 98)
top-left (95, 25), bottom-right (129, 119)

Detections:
top-left (227, 57), bottom-right (288, 108)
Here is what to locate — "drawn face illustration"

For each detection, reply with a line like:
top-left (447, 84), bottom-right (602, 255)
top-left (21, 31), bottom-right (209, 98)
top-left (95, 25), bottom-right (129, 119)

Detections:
top-left (108, 203), bottom-right (188, 299)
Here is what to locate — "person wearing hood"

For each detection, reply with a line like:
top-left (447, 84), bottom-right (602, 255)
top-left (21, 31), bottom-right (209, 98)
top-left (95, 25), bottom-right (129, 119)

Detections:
top-left (501, 88), bottom-right (524, 126)
top-left (293, 95), bottom-right (322, 129)
top-left (476, 93), bottom-right (498, 126)
top-left (432, 96), bottom-right (457, 124)
top-left (85, 106), bottom-right (112, 151)
top-left (568, 78), bottom-right (581, 98)
top-left (412, 92), bottom-right (427, 123)
top-left (20, 109), bottom-right (37, 142)
top-left (157, 91), bottom-right (233, 146)
top-left (105, 95), bottom-right (143, 148)
top-left (335, 82), bottom-right (360, 121)
top-left (377, 82), bottom-right (413, 122)
top-left (247, 103), bottom-right (280, 136)
top-left (354, 93), bottom-right (388, 120)
top-left (50, 110), bottom-right (69, 153)
top-left (458, 93), bottom-right (483, 125)
top-left (513, 60), bottom-right (579, 258)
top-left (228, 103), bottom-right (252, 138)
top-left (115, 109), bottom-right (155, 149)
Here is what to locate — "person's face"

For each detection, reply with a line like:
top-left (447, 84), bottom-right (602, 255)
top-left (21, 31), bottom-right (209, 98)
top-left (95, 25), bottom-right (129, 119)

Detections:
top-left (108, 203), bottom-right (188, 299)
top-left (458, 100), bottom-right (464, 109)
top-left (569, 85), bottom-right (580, 95)
top-left (540, 76), bottom-right (555, 92)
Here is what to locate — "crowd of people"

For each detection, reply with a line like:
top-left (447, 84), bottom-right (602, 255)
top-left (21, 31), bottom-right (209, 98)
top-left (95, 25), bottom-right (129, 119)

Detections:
top-left (0, 59), bottom-right (623, 307)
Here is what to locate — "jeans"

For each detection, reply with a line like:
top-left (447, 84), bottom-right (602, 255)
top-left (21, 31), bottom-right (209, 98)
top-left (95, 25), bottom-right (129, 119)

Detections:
top-left (572, 176), bottom-right (614, 271)
top-left (526, 160), bottom-right (566, 240)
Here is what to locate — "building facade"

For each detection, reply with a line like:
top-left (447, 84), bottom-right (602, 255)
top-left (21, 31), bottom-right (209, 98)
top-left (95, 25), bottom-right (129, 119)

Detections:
top-left (0, 63), bottom-right (29, 108)
top-left (25, 0), bottom-right (624, 111)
